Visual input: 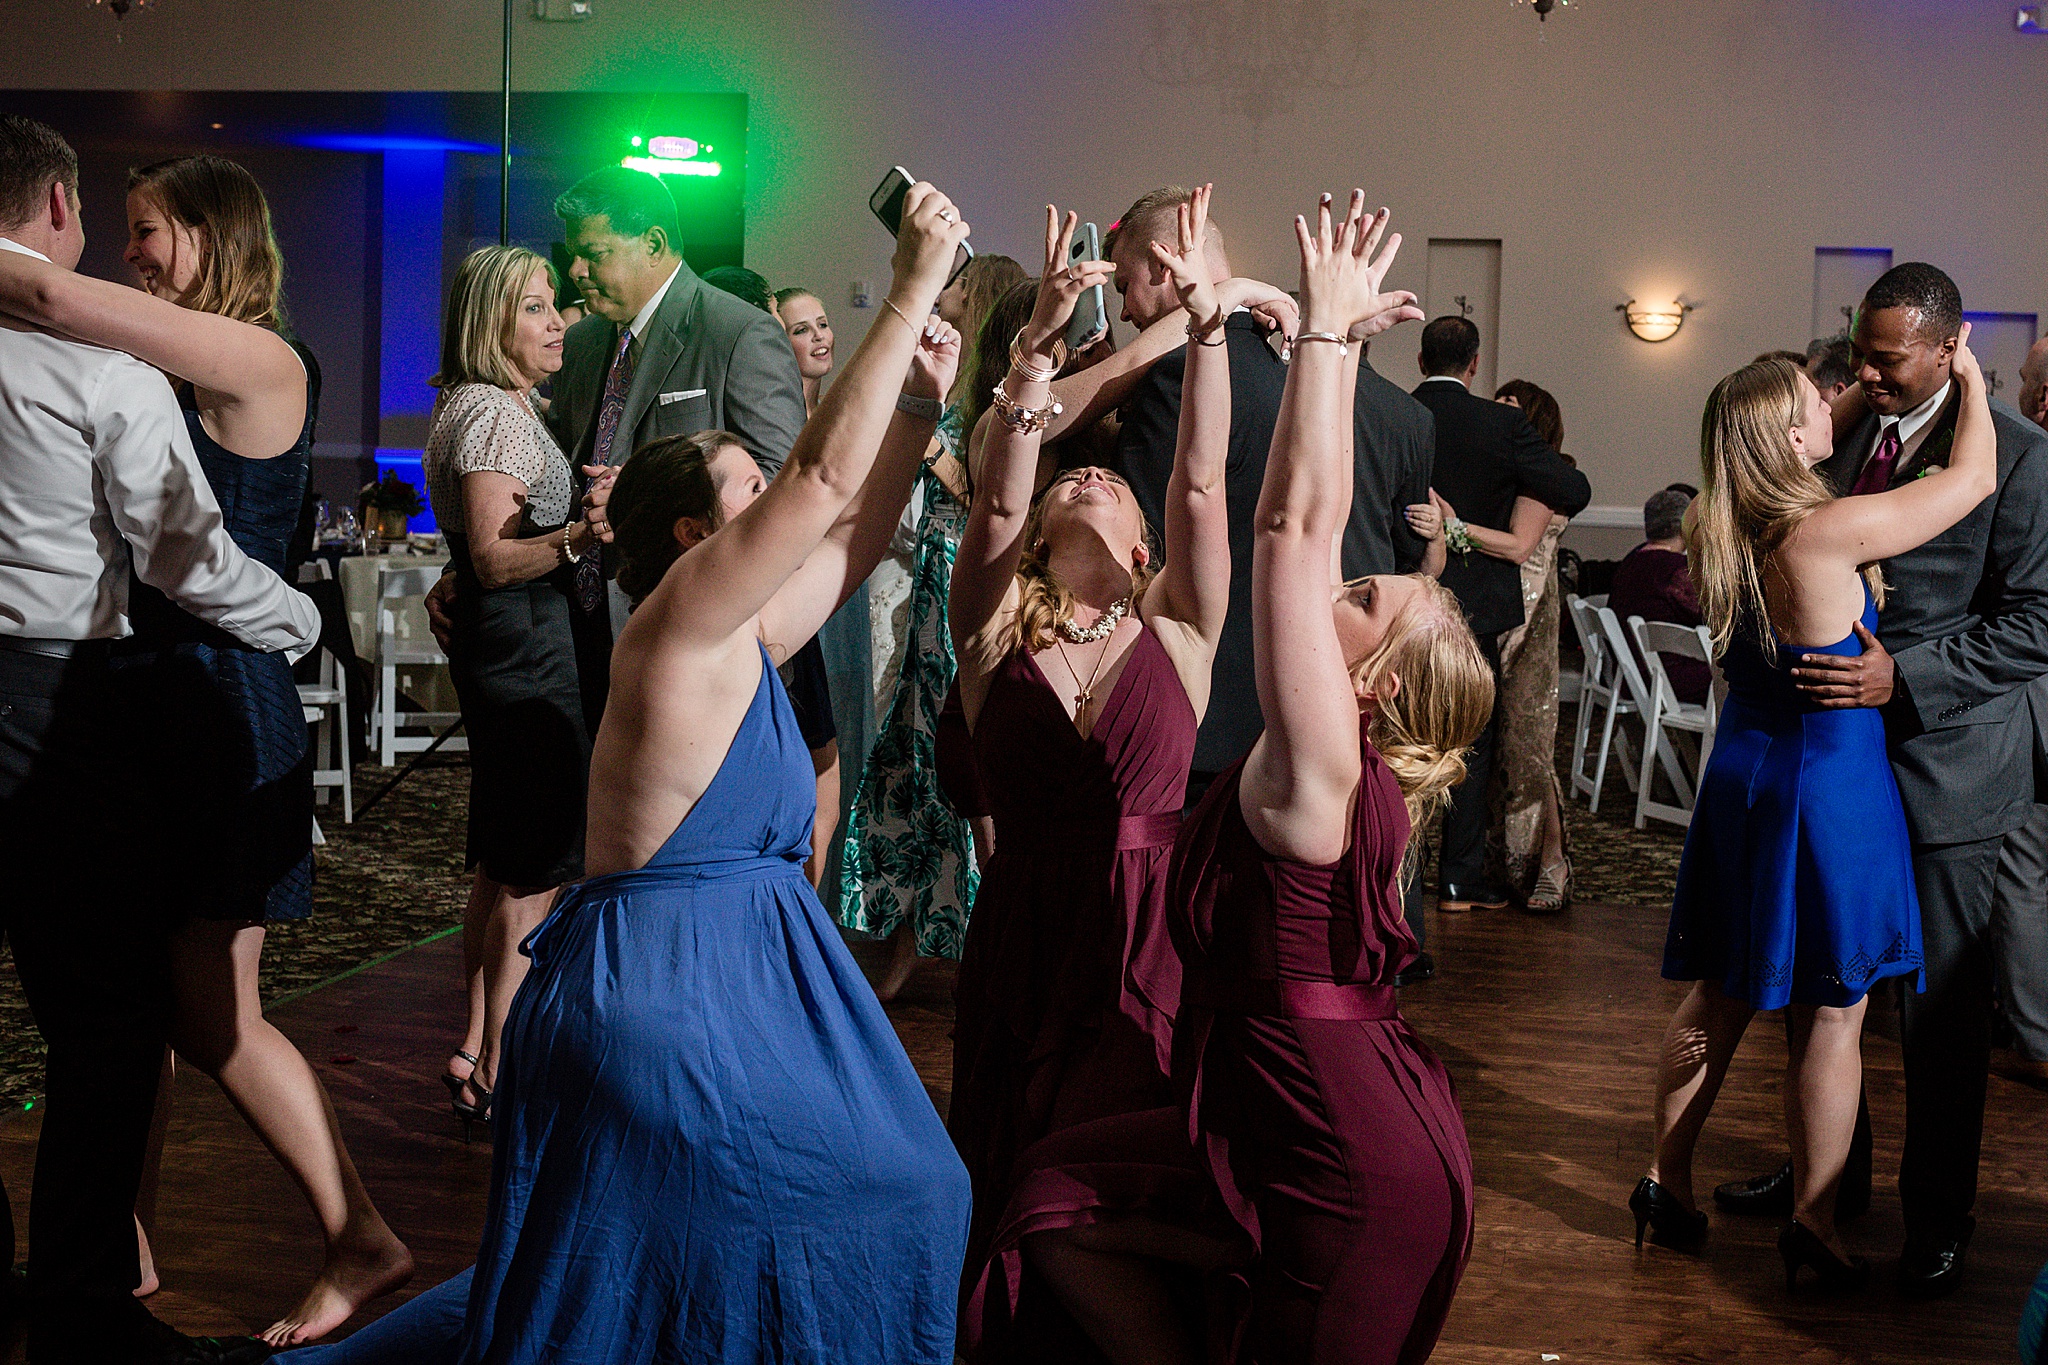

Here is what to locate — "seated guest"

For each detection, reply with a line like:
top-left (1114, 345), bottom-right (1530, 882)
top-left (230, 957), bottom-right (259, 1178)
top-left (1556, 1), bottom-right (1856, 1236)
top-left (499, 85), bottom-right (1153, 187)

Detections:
top-left (1607, 487), bottom-right (1711, 704)
top-left (1805, 332), bottom-right (1856, 405)
top-left (423, 245), bottom-right (600, 1143)
top-left (1412, 315), bottom-right (1590, 913)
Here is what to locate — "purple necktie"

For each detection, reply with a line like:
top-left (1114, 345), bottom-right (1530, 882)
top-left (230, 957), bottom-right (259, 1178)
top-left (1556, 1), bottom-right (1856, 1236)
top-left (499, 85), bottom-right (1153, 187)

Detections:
top-left (577, 328), bottom-right (635, 613)
top-left (1849, 424), bottom-right (1902, 497)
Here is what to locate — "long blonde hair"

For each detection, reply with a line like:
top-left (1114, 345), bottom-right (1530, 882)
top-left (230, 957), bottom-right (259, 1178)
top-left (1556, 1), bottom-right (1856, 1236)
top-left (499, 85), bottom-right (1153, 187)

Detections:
top-left (1347, 576), bottom-right (1494, 846)
top-left (128, 155), bottom-right (286, 329)
top-left (432, 245), bottom-right (557, 391)
top-left (1009, 472), bottom-right (1159, 654)
top-left (1692, 356), bottom-right (1881, 655)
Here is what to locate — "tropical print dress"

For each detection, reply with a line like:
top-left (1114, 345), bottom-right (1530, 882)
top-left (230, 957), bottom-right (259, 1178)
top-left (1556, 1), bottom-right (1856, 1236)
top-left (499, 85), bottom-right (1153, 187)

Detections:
top-left (834, 416), bottom-right (979, 958)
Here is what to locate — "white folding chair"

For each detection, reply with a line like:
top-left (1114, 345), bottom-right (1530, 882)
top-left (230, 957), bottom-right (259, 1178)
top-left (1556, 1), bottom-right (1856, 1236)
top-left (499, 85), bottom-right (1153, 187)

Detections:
top-left (1593, 605), bottom-right (1691, 821)
top-left (373, 563), bottom-right (464, 766)
top-left (295, 560), bottom-right (352, 824)
top-left (1628, 617), bottom-right (1719, 830)
top-left (1565, 593), bottom-right (1637, 812)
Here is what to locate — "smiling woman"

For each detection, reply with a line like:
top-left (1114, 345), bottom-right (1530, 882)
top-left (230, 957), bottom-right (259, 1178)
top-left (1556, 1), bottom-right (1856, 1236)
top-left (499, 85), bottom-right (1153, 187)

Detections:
top-left (774, 285), bottom-right (835, 414)
top-left (421, 244), bottom-right (598, 1171)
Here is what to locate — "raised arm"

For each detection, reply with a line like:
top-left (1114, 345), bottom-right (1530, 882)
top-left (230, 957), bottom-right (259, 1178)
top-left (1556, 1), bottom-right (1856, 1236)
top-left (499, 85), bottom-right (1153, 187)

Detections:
top-left (760, 317), bottom-right (961, 657)
top-left (1795, 326), bottom-right (1997, 568)
top-left (0, 248), bottom-right (305, 456)
top-left (631, 182), bottom-right (968, 648)
top-left (1140, 185), bottom-right (1231, 668)
top-left (950, 207), bottom-right (1117, 680)
top-left (1240, 195), bottom-right (1423, 863)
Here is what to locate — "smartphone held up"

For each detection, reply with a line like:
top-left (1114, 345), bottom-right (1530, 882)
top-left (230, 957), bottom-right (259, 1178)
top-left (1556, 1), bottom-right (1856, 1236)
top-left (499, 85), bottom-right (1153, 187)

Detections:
top-left (871, 166), bottom-right (974, 288)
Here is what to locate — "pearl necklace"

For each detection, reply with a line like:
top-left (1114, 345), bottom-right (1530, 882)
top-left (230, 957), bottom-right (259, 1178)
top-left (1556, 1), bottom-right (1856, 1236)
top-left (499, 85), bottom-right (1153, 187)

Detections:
top-left (1055, 595), bottom-right (1130, 645)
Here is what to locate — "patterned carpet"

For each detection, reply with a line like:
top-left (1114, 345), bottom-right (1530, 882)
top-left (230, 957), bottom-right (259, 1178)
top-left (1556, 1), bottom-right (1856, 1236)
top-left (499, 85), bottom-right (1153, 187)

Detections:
top-left (0, 706), bottom-right (1689, 1110)
top-left (0, 759), bottom-right (474, 1110)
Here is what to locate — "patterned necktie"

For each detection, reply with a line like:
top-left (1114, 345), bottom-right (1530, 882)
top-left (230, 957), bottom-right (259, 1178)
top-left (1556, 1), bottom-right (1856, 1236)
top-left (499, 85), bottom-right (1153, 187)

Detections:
top-left (577, 327), bottom-right (635, 613)
top-left (1849, 423), bottom-right (1903, 497)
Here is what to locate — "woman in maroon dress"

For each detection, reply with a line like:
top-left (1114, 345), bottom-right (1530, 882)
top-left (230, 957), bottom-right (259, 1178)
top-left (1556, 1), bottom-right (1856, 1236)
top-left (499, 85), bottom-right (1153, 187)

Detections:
top-left (947, 190), bottom-right (1253, 1348)
top-left (1018, 195), bottom-right (1492, 1365)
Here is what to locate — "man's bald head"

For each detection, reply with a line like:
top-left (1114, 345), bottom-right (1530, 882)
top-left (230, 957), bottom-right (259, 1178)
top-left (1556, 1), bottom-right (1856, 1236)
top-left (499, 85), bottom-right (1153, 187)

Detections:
top-left (2020, 335), bottom-right (2048, 430)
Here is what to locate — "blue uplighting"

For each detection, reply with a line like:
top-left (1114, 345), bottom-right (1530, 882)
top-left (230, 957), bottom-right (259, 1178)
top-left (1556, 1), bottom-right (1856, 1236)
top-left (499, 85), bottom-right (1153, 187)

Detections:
top-left (292, 133), bottom-right (498, 155)
top-left (373, 449), bottom-right (437, 533)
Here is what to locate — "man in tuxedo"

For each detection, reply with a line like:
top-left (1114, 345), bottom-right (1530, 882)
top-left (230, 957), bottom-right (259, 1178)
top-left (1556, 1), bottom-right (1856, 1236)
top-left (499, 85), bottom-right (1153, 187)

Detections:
top-left (0, 115), bottom-right (318, 1364)
top-left (546, 165), bottom-right (808, 719)
top-left (1771, 263), bottom-right (2048, 1296)
top-left (1106, 186), bottom-right (1437, 796)
top-left (1411, 316), bottom-right (1590, 911)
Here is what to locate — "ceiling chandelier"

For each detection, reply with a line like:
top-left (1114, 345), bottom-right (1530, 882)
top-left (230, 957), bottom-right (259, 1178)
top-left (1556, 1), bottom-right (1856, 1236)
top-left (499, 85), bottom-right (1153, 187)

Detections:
top-left (91, 0), bottom-right (157, 19)
top-left (1515, 0), bottom-right (1575, 21)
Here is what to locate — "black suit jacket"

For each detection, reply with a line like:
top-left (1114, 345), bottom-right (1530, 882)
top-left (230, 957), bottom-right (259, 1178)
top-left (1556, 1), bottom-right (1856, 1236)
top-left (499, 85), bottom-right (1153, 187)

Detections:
top-left (1816, 391), bottom-right (2048, 845)
top-left (1115, 315), bottom-right (1436, 773)
top-left (1411, 378), bottom-right (1591, 638)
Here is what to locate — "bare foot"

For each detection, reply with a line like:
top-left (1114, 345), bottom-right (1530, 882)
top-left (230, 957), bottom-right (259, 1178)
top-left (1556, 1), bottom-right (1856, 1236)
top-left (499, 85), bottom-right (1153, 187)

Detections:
top-left (134, 1217), bottom-right (159, 1298)
top-left (874, 927), bottom-right (920, 1003)
top-left (260, 1229), bottom-right (414, 1347)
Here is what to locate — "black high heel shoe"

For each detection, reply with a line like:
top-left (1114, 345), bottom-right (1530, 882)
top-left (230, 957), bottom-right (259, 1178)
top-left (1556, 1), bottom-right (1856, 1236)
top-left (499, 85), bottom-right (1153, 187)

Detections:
top-left (445, 1053), bottom-right (493, 1144)
top-left (440, 1049), bottom-right (479, 1108)
top-left (1778, 1219), bottom-right (1868, 1293)
top-left (1629, 1177), bottom-right (1708, 1252)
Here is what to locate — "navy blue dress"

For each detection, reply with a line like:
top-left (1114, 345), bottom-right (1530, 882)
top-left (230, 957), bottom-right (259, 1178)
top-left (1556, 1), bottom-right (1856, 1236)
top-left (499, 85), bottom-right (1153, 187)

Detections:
top-left (279, 643), bottom-right (970, 1364)
top-left (118, 346), bottom-right (316, 923)
top-left (1664, 586), bottom-right (1925, 1008)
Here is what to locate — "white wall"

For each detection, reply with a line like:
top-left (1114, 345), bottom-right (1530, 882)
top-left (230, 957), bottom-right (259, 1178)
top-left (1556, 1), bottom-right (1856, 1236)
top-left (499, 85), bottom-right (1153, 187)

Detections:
top-left (8, 0), bottom-right (2045, 511)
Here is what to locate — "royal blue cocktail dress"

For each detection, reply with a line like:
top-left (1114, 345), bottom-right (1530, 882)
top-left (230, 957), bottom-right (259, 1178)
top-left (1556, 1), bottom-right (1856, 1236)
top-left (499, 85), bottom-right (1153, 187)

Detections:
top-left (1664, 587), bottom-right (1925, 1009)
top-left (283, 643), bottom-right (969, 1363)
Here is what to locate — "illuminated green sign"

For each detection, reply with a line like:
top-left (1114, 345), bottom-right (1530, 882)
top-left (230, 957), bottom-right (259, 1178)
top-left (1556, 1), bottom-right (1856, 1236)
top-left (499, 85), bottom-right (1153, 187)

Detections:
top-left (622, 133), bottom-right (721, 179)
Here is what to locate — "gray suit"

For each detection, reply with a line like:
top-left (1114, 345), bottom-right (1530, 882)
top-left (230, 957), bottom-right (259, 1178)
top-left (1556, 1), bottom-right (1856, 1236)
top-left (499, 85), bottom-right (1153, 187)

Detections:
top-left (549, 257), bottom-right (807, 479)
top-left (1817, 391), bottom-right (2048, 1242)
top-left (547, 258), bottom-right (810, 723)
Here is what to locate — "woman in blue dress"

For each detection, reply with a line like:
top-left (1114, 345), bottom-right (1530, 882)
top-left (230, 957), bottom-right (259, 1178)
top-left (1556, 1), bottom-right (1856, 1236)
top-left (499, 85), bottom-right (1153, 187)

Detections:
top-left (0, 155), bottom-right (413, 1345)
top-left (1631, 338), bottom-right (1996, 1290)
top-left (280, 179), bottom-right (974, 1365)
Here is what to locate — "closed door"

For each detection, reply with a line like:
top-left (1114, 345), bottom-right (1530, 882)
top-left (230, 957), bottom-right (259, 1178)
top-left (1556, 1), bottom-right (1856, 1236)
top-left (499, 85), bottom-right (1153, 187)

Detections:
top-left (1423, 238), bottom-right (1502, 396)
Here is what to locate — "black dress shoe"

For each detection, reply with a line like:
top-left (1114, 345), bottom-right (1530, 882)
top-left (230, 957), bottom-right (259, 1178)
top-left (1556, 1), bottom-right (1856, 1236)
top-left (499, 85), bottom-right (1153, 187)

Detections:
top-left (1900, 1216), bottom-right (1974, 1299)
top-left (1713, 1156), bottom-right (1870, 1221)
top-left (1394, 952), bottom-right (1436, 987)
top-left (1628, 1176), bottom-right (1708, 1252)
top-left (1779, 1219), bottom-right (1869, 1293)
top-left (29, 1300), bottom-right (273, 1365)
top-left (1438, 881), bottom-right (1509, 912)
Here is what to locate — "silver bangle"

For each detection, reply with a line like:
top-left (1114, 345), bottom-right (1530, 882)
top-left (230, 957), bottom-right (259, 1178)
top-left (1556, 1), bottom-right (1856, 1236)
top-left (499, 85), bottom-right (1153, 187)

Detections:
top-left (1293, 330), bottom-right (1349, 358)
top-left (896, 390), bottom-right (943, 422)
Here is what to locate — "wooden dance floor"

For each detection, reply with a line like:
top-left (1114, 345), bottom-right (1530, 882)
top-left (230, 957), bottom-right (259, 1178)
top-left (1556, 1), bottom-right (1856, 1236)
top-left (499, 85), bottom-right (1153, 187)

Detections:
top-left (2, 899), bottom-right (2041, 1363)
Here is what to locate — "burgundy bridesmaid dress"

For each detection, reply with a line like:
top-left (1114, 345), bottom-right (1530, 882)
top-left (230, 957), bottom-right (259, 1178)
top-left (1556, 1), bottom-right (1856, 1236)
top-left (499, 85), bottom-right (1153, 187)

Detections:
top-left (950, 626), bottom-right (1196, 1334)
top-left (1169, 724), bottom-right (1475, 1365)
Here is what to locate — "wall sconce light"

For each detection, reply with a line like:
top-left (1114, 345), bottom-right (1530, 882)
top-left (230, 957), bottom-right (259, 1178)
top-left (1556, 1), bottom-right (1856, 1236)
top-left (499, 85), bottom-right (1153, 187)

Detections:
top-left (1618, 299), bottom-right (1692, 343)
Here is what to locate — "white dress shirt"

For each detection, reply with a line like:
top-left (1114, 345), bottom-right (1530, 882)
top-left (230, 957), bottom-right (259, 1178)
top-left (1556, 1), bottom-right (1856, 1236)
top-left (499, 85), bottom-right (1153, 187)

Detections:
top-left (627, 261), bottom-right (684, 358)
top-left (0, 236), bottom-right (320, 655)
top-left (1884, 379), bottom-right (1952, 466)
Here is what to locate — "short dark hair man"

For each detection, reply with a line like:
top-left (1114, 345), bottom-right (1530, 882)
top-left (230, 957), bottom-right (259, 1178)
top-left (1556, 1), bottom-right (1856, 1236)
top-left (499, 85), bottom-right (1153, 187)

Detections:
top-left (1107, 185), bottom-right (1438, 798)
top-left (1805, 333), bottom-right (1856, 404)
top-left (0, 113), bottom-right (315, 1365)
top-left (1736, 261), bottom-right (2048, 1296)
top-left (545, 165), bottom-right (809, 722)
top-left (1411, 314), bottom-right (1590, 912)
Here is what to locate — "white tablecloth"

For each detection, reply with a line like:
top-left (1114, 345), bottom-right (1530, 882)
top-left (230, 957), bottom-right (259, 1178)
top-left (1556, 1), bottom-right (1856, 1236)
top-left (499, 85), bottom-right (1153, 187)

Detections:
top-left (337, 552), bottom-right (457, 713)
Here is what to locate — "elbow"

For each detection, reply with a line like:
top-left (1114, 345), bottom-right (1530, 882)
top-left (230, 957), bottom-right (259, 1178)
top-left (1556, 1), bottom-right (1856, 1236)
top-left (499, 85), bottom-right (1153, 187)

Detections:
top-left (1255, 506), bottom-right (1335, 545)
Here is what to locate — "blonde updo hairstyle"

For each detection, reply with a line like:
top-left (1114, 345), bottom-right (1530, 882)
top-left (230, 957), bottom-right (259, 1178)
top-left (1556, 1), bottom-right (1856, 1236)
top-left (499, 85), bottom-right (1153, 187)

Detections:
top-left (1345, 574), bottom-right (1494, 841)
top-left (1008, 472), bottom-right (1160, 654)
top-left (1692, 355), bottom-right (1882, 657)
